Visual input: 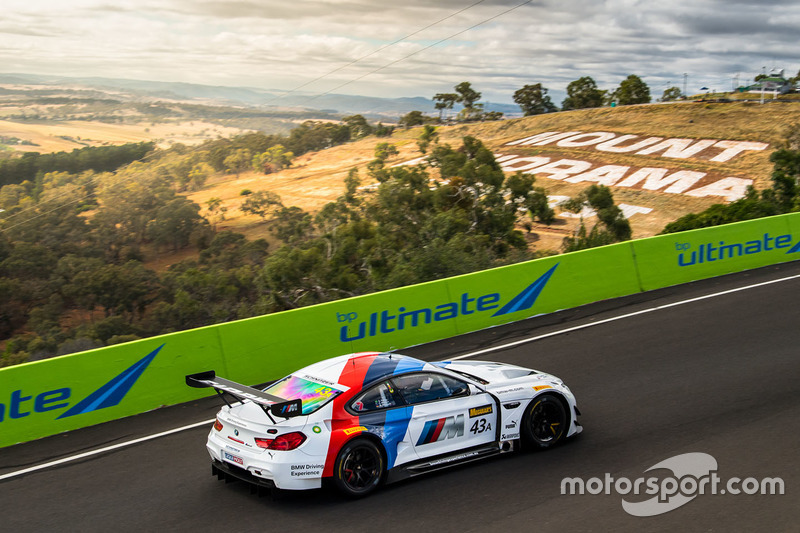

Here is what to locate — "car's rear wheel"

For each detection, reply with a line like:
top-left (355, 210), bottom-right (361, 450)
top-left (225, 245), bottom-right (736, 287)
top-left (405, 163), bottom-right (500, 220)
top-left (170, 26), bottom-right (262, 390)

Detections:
top-left (333, 438), bottom-right (385, 497)
top-left (521, 393), bottom-right (568, 450)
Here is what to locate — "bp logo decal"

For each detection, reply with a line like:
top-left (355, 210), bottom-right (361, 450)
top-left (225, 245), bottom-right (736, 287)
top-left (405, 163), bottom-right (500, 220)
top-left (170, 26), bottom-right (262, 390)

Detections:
top-left (0, 344), bottom-right (162, 424)
top-left (336, 264), bottom-right (558, 342)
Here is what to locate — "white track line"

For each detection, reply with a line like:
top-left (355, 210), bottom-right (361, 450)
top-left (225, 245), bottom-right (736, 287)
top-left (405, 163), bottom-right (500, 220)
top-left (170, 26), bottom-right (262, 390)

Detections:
top-left (450, 273), bottom-right (800, 360)
top-left (0, 419), bottom-right (214, 482)
top-left (3, 271), bottom-right (799, 482)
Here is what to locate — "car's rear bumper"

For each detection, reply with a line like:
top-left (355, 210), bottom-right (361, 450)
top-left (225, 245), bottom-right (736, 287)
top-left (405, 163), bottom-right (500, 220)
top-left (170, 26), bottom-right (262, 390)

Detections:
top-left (206, 431), bottom-right (325, 490)
top-left (212, 459), bottom-right (276, 489)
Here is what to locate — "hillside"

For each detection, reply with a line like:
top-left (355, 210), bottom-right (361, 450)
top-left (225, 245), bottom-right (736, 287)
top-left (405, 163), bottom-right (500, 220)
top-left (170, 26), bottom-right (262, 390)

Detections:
top-left (187, 101), bottom-right (799, 252)
top-left (3, 99), bottom-right (798, 364)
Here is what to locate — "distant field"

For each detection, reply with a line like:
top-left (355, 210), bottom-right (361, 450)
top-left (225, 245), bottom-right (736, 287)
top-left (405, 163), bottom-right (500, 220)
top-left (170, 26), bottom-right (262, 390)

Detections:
top-left (0, 119), bottom-right (248, 152)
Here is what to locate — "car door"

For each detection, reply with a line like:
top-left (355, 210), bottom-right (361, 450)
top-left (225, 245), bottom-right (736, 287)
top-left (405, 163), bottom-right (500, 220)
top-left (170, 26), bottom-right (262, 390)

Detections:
top-left (348, 380), bottom-right (418, 469)
top-left (393, 372), bottom-right (497, 460)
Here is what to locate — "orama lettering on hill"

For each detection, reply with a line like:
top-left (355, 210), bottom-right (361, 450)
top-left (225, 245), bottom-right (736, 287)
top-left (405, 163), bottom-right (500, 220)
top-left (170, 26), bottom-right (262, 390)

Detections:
top-left (497, 131), bottom-right (769, 202)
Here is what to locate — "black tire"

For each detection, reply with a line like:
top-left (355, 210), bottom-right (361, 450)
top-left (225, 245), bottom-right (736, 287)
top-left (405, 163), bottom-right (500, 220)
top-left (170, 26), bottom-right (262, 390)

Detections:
top-left (521, 393), bottom-right (568, 450)
top-left (333, 438), bottom-right (385, 497)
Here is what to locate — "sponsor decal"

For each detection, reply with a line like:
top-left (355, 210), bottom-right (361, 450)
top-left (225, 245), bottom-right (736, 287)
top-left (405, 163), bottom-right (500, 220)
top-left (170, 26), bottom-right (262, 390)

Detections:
top-left (290, 464), bottom-right (325, 477)
top-left (223, 451), bottom-right (243, 465)
top-left (469, 404), bottom-right (493, 418)
top-left (0, 345), bottom-right (162, 424)
top-left (338, 265), bottom-right (557, 342)
top-left (427, 450), bottom-right (480, 467)
top-left (300, 374), bottom-right (337, 387)
top-left (501, 433), bottom-right (520, 440)
top-left (343, 425), bottom-right (367, 436)
top-left (273, 400), bottom-right (301, 416)
top-left (496, 386), bottom-right (525, 395)
top-left (534, 385), bottom-right (553, 391)
top-left (312, 425), bottom-right (322, 433)
top-left (674, 233), bottom-right (800, 267)
top-left (416, 415), bottom-right (465, 445)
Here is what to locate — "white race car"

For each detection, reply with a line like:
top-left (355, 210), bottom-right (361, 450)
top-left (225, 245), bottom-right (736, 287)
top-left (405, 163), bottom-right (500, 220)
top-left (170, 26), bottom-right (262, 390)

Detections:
top-left (186, 351), bottom-right (581, 497)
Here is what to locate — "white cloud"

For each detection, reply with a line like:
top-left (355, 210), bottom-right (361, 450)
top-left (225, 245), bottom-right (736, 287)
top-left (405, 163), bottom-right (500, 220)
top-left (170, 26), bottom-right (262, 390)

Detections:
top-left (1, 0), bottom-right (798, 104)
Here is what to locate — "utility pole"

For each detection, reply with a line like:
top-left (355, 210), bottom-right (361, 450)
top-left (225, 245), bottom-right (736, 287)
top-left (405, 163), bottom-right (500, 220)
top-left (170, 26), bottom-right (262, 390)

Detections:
top-left (683, 73), bottom-right (688, 97)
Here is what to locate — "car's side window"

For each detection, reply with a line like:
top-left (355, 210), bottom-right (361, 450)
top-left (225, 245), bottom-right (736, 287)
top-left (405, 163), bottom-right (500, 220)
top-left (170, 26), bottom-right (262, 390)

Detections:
top-left (350, 381), bottom-right (400, 412)
top-left (392, 373), bottom-right (469, 405)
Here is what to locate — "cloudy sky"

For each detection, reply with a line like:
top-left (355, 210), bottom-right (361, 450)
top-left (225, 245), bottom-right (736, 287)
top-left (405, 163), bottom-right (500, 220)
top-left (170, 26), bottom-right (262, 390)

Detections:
top-left (1, 0), bottom-right (797, 104)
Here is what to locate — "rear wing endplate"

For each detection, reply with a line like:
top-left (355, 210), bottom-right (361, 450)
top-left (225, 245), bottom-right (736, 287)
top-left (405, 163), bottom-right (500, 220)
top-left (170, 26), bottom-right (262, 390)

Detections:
top-left (186, 371), bottom-right (302, 422)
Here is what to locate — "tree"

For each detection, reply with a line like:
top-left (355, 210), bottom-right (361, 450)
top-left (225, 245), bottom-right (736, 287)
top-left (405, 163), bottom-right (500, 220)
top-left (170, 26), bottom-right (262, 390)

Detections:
top-left (399, 111), bottom-right (426, 129)
top-left (187, 162), bottom-right (212, 191)
top-left (342, 115), bottom-right (373, 139)
top-left (252, 145), bottom-right (293, 174)
top-left (223, 148), bottom-right (252, 177)
top-left (661, 86), bottom-right (682, 102)
top-left (432, 93), bottom-right (458, 121)
top-left (205, 197), bottom-right (227, 228)
top-left (374, 123), bottom-right (394, 137)
top-left (366, 143), bottom-right (399, 182)
top-left (417, 125), bottom-right (438, 154)
top-left (146, 198), bottom-right (209, 251)
top-left (513, 83), bottom-right (558, 116)
top-left (562, 185), bottom-right (631, 252)
top-left (240, 190), bottom-right (284, 219)
top-left (562, 77), bottom-right (604, 110)
top-left (612, 75), bottom-right (651, 105)
top-left (454, 82), bottom-right (481, 109)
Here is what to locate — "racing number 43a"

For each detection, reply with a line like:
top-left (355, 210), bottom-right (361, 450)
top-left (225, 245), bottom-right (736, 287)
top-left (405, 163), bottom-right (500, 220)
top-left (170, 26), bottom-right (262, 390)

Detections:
top-left (470, 418), bottom-right (491, 434)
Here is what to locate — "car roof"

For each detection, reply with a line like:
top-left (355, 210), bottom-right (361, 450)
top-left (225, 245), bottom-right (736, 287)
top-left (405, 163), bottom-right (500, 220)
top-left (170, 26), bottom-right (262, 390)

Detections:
top-left (297, 352), bottom-right (430, 389)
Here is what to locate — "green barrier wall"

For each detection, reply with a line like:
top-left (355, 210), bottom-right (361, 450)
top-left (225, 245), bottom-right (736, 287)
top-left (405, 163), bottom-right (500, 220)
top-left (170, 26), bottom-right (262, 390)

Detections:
top-left (632, 213), bottom-right (798, 290)
top-left (2, 213), bottom-right (800, 447)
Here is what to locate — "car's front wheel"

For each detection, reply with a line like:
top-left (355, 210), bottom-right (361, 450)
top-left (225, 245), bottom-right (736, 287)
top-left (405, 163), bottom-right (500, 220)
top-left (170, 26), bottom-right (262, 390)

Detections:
top-left (333, 438), bottom-right (385, 497)
top-left (521, 393), bottom-right (568, 450)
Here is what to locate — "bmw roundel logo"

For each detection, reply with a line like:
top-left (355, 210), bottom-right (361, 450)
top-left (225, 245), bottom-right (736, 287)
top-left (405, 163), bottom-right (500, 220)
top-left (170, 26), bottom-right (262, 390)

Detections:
top-left (234, 429), bottom-right (239, 436)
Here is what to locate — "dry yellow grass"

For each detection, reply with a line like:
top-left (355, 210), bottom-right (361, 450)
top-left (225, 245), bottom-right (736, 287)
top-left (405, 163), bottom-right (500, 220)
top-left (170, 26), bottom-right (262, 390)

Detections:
top-left (7, 101), bottom-right (792, 263)
top-left (188, 101), bottom-right (795, 248)
top-left (0, 119), bottom-right (248, 152)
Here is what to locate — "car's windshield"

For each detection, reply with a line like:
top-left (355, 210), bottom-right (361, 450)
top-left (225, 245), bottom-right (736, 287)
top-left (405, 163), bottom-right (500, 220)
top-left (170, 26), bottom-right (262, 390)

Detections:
top-left (264, 375), bottom-right (342, 415)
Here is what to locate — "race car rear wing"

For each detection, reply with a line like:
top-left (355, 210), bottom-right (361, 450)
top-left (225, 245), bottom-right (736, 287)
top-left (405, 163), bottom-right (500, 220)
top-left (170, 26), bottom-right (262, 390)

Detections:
top-left (186, 370), bottom-right (302, 423)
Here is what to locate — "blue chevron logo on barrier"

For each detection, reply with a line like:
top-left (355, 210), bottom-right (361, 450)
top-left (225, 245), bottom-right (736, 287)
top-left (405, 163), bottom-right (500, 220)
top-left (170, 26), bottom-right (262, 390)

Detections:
top-left (57, 344), bottom-right (163, 419)
top-left (491, 264), bottom-right (558, 317)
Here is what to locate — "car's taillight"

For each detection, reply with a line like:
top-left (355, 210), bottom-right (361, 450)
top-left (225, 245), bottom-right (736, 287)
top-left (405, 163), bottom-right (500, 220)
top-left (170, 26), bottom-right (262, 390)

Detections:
top-left (255, 432), bottom-right (306, 451)
top-left (213, 419), bottom-right (223, 431)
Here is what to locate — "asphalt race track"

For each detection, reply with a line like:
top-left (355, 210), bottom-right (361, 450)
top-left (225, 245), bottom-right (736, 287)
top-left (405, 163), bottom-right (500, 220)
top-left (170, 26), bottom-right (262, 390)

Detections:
top-left (2, 262), bottom-right (799, 532)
